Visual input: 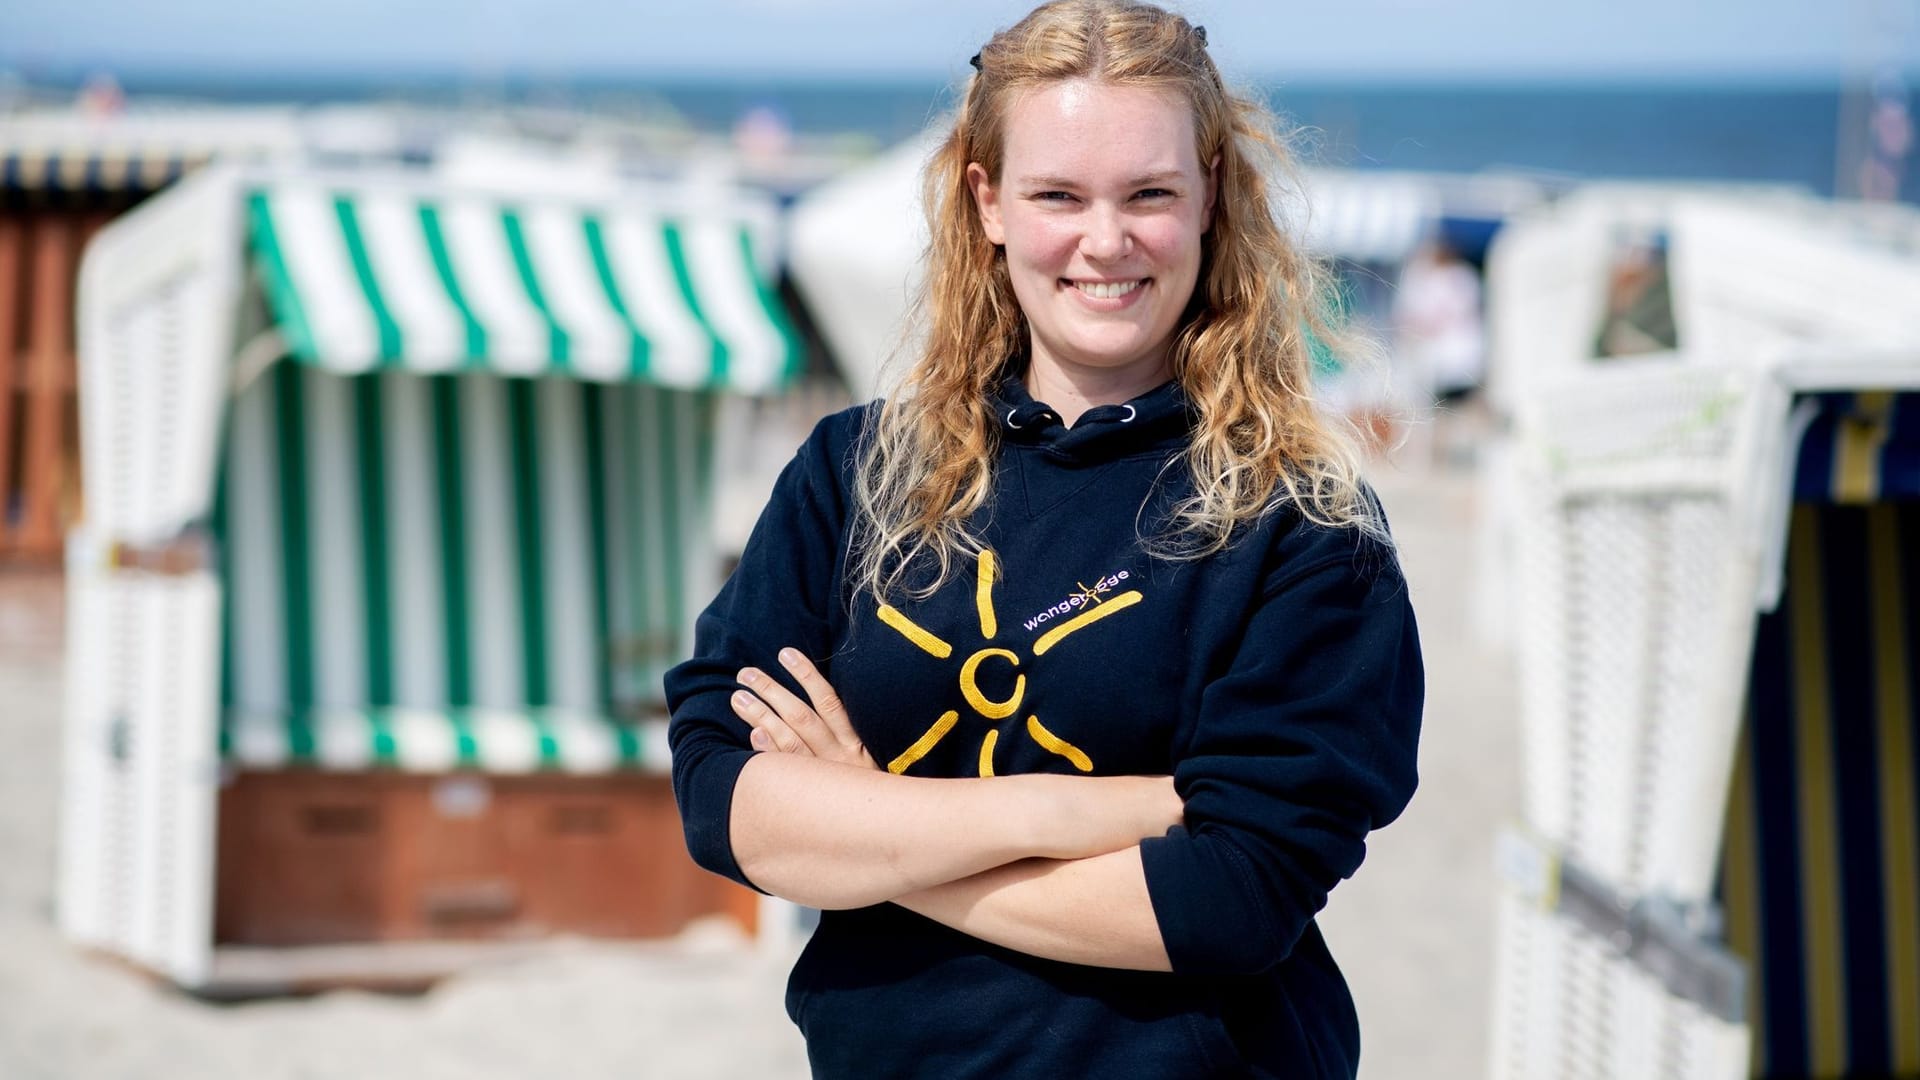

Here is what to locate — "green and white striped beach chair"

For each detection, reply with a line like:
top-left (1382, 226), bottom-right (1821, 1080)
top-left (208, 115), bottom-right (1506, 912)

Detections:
top-left (58, 164), bottom-right (801, 988)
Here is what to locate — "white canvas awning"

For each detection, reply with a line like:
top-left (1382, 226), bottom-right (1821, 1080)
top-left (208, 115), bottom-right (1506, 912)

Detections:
top-left (787, 131), bottom-right (939, 397)
top-left (248, 182), bottom-right (802, 393)
top-left (1287, 169), bottom-right (1443, 265)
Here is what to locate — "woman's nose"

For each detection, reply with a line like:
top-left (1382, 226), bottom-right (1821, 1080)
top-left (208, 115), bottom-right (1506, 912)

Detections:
top-left (1079, 205), bottom-right (1132, 261)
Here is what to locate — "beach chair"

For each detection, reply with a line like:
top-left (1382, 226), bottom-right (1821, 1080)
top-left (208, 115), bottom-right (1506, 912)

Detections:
top-left (57, 162), bottom-right (801, 991)
top-left (1720, 390), bottom-right (1920, 1078)
top-left (1486, 196), bottom-right (1920, 1079)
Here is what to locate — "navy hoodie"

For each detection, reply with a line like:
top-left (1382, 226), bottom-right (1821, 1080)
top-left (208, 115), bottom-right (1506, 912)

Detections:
top-left (665, 374), bottom-right (1424, 1079)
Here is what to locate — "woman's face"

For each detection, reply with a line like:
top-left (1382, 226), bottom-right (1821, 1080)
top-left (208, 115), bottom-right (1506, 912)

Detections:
top-left (968, 78), bottom-right (1217, 385)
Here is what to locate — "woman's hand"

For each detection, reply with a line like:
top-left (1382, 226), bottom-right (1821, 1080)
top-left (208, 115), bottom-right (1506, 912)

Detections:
top-left (733, 647), bottom-right (880, 771)
top-left (1047, 775), bottom-right (1184, 857)
top-left (733, 647), bottom-right (1181, 844)
top-left (724, 647), bottom-right (1183, 907)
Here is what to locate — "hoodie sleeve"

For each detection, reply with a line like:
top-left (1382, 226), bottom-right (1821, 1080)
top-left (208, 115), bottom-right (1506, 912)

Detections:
top-left (1137, 519), bottom-right (1424, 976)
top-left (663, 409), bottom-right (859, 892)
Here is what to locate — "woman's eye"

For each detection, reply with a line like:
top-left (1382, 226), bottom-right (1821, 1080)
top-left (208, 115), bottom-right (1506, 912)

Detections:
top-left (1035, 191), bottom-right (1075, 202)
top-left (1134, 188), bottom-right (1175, 200)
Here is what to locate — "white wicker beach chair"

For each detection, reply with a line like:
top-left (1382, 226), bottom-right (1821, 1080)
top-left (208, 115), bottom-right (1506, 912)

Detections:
top-left (58, 163), bottom-right (800, 990)
top-left (1487, 194), bottom-right (1920, 1080)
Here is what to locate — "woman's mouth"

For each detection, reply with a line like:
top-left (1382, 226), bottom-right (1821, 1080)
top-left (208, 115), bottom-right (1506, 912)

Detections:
top-left (1064, 278), bottom-right (1148, 300)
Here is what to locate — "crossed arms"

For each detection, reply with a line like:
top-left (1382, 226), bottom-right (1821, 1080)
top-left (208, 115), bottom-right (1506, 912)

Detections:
top-left (723, 649), bottom-right (1184, 971)
top-left (666, 549), bottom-right (1425, 980)
top-left (664, 438), bottom-right (1424, 978)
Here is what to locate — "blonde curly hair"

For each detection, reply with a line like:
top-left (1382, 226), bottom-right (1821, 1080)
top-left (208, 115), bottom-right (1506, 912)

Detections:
top-left (851, 0), bottom-right (1390, 604)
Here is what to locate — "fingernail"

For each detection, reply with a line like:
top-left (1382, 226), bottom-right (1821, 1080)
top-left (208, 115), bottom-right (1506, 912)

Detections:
top-left (779, 648), bottom-right (801, 666)
top-left (750, 728), bottom-right (770, 749)
top-left (738, 668), bottom-right (760, 686)
top-left (732, 690), bottom-right (755, 709)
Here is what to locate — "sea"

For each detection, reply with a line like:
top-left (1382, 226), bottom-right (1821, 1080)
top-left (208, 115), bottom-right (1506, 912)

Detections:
top-left (638, 79), bottom-right (1917, 202)
top-left (30, 72), bottom-right (1920, 203)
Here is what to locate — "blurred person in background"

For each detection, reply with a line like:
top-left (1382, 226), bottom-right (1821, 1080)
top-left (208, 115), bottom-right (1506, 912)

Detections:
top-left (1390, 237), bottom-right (1486, 467)
top-left (666, 2), bottom-right (1424, 1077)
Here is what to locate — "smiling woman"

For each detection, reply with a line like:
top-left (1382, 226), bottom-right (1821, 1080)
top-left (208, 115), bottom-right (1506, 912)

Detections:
top-left (967, 78), bottom-right (1215, 410)
top-left (664, 3), bottom-right (1424, 1078)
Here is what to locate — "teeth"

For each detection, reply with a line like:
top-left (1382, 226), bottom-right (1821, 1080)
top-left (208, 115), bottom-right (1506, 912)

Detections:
top-left (1071, 280), bottom-right (1143, 300)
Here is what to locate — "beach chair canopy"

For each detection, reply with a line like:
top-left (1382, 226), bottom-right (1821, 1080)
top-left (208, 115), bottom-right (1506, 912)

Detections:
top-left (0, 108), bottom-right (303, 205)
top-left (76, 164), bottom-right (803, 547)
top-left (245, 180), bottom-right (801, 393)
top-left (3, 146), bottom-right (203, 198)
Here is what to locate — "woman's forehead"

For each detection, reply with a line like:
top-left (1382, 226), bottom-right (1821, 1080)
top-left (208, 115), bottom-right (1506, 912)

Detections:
top-left (1000, 79), bottom-right (1200, 182)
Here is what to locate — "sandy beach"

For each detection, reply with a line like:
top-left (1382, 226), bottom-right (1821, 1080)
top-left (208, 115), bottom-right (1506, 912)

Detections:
top-left (0, 454), bottom-right (1516, 1080)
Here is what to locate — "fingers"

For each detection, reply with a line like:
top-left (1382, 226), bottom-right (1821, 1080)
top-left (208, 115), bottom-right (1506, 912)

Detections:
top-left (732, 687), bottom-right (809, 755)
top-left (732, 651), bottom-right (878, 770)
top-left (735, 666), bottom-right (836, 756)
top-left (777, 648), bottom-right (861, 753)
top-left (777, 649), bottom-right (878, 770)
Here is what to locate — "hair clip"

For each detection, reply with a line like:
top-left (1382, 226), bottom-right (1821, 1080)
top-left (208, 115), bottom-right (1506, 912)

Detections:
top-left (1193, 24), bottom-right (1207, 46)
top-left (969, 51), bottom-right (983, 71)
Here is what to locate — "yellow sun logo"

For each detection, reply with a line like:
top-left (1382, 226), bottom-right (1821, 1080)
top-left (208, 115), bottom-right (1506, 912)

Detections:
top-left (876, 550), bottom-right (1144, 777)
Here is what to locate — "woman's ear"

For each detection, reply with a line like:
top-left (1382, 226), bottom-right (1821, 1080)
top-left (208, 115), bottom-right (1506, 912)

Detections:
top-left (966, 162), bottom-right (1006, 246)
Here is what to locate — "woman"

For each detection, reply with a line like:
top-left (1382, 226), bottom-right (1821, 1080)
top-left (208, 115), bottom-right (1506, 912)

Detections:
top-left (665, 3), bottom-right (1423, 1076)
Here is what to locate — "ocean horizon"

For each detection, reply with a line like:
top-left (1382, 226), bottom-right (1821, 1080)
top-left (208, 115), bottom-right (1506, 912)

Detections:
top-left (7, 69), bottom-right (1915, 202)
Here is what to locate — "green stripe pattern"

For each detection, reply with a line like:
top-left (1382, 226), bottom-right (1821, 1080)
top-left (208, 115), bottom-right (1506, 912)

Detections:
top-left (218, 364), bottom-right (714, 773)
top-left (245, 184), bottom-right (799, 392)
top-left (225, 706), bottom-right (668, 774)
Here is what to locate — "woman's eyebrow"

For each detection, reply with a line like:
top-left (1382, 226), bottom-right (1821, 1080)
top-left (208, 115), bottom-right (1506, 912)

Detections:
top-left (1016, 171), bottom-right (1186, 188)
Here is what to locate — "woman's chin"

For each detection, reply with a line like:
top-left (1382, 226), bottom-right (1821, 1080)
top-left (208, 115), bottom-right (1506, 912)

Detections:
top-left (1042, 335), bottom-right (1171, 374)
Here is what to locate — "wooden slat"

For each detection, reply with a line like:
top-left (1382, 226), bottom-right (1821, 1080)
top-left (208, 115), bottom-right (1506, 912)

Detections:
top-left (0, 217), bottom-right (21, 555)
top-left (18, 214), bottom-right (75, 560)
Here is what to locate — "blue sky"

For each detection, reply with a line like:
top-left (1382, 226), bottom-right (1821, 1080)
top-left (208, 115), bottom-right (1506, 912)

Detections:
top-left (1, 0), bottom-right (1912, 82)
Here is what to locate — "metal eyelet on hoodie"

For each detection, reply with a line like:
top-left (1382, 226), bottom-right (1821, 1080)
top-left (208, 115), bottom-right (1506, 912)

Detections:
top-left (1006, 406), bottom-right (1055, 431)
